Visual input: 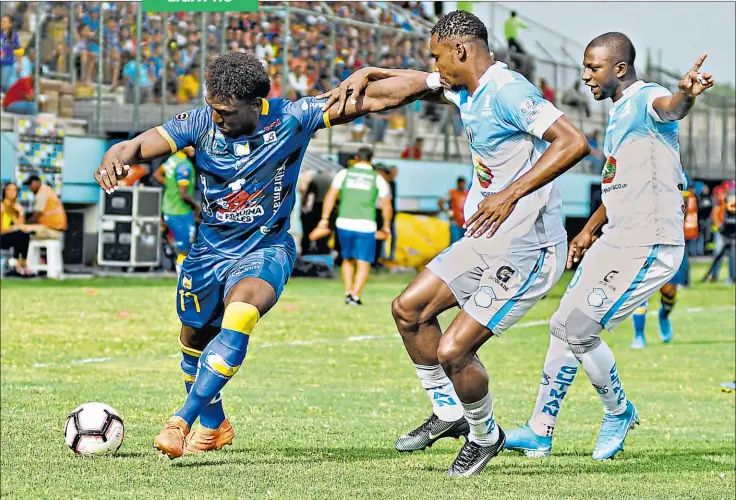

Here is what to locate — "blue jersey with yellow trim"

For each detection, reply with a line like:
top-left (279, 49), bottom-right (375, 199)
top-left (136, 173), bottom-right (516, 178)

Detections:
top-left (157, 97), bottom-right (330, 258)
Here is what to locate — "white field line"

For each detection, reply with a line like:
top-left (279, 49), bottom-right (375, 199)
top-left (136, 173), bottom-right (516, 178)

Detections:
top-left (30, 306), bottom-right (735, 368)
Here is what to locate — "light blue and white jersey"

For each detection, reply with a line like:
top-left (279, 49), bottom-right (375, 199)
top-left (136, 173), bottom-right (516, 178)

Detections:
top-left (432, 62), bottom-right (567, 251)
top-left (601, 80), bottom-right (685, 247)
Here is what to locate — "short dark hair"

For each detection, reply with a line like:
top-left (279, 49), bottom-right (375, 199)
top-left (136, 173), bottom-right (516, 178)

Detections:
top-left (206, 51), bottom-right (271, 104)
top-left (24, 175), bottom-right (40, 186)
top-left (431, 10), bottom-right (488, 45)
top-left (457, 176), bottom-right (467, 184)
top-left (587, 32), bottom-right (636, 66)
top-left (356, 147), bottom-right (373, 162)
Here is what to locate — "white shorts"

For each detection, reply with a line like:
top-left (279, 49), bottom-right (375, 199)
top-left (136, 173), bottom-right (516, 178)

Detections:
top-left (426, 238), bottom-right (567, 335)
top-left (558, 239), bottom-right (684, 331)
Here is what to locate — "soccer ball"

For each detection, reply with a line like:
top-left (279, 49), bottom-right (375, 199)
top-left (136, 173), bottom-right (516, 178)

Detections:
top-left (64, 402), bottom-right (125, 456)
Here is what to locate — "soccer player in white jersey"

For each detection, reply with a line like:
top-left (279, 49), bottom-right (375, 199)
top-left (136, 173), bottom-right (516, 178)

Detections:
top-left (504, 32), bottom-right (714, 461)
top-left (321, 10), bottom-right (589, 476)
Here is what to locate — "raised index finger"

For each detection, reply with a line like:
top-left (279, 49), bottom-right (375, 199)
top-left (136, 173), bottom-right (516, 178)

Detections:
top-left (691, 53), bottom-right (708, 73)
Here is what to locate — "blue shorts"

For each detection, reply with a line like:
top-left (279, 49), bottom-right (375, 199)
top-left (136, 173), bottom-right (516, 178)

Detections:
top-left (668, 249), bottom-right (690, 286)
top-left (164, 212), bottom-right (196, 254)
top-left (177, 237), bottom-right (297, 329)
top-left (338, 228), bottom-right (376, 263)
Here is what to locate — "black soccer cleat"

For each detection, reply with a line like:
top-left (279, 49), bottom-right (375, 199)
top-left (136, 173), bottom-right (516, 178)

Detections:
top-left (346, 295), bottom-right (363, 306)
top-left (395, 413), bottom-right (469, 453)
top-left (446, 427), bottom-right (506, 477)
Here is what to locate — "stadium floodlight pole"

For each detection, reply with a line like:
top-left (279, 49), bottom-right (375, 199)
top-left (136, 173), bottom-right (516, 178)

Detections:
top-left (327, 22), bottom-right (335, 155)
top-left (281, 4), bottom-right (291, 97)
top-left (69, 2), bottom-right (76, 87)
top-left (199, 12), bottom-right (206, 106)
top-left (220, 12), bottom-right (227, 55)
top-left (161, 14), bottom-right (168, 124)
top-left (33, 6), bottom-right (41, 114)
top-left (133, 4), bottom-right (142, 133)
top-left (96, 2), bottom-right (104, 134)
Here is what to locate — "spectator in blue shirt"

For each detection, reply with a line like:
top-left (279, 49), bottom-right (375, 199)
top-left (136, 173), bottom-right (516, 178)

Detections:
top-left (1, 15), bottom-right (20, 92)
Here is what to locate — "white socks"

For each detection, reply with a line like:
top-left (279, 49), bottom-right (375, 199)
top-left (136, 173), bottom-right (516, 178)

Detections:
top-left (529, 335), bottom-right (579, 437)
top-left (575, 340), bottom-right (628, 415)
top-left (462, 392), bottom-right (500, 446)
top-left (415, 364), bottom-right (464, 422)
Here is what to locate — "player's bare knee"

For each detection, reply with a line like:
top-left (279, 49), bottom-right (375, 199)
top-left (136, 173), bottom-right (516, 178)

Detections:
top-left (563, 308), bottom-right (604, 355)
top-left (179, 325), bottom-right (218, 353)
top-left (392, 294), bottom-right (423, 331)
top-left (437, 338), bottom-right (471, 375)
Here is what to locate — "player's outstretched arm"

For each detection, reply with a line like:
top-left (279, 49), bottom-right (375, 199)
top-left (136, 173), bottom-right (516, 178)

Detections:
top-left (652, 53), bottom-right (714, 122)
top-left (95, 128), bottom-right (174, 194)
top-left (318, 67), bottom-right (446, 123)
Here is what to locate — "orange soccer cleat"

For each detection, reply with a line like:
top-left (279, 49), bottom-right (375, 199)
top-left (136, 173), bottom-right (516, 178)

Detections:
top-left (153, 416), bottom-right (190, 459)
top-left (184, 419), bottom-right (235, 454)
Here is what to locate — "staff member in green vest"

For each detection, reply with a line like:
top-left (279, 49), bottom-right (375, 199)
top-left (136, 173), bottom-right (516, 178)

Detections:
top-left (318, 147), bottom-right (392, 305)
top-left (154, 146), bottom-right (200, 275)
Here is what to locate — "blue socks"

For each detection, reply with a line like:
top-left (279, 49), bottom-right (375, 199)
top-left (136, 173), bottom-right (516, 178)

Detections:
top-left (180, 351), bottom-right (226, 429)
top-left (632, 302), bottom-right (647, 337)
top-left (175, 303), bottom-right (259, 428)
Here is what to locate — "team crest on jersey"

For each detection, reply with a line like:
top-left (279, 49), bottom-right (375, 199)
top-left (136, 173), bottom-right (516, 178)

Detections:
top-left (473, 155), bottom-right (493, 189)
top-left (601, 156), bottom-right (617, 184)
top-left (181, 274), bottom-right (192, 290)
top-left (234, 143), bottom-right (250, 156)
top-left (465, 125), bottom-right (474, 143)
top-left (175, 112), bottom-right (189, 121)
top-left (473, 286), bottom-right (496, 308)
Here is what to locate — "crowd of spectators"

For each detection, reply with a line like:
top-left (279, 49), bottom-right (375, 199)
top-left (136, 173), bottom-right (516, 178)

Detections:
top-left (1, 1), bottom-right (435, 105)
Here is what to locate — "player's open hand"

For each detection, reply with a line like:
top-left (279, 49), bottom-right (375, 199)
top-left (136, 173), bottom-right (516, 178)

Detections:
top-left (94, 158), bottom-right (129, 194)
top-left (567, 230), bottom-right (598, 269)
top-left (464, 191), bottom-right (518, 239)
top-left (678, 53), bottom-right (715, 97)
top-left (317, 68), bottom-right (373, 115)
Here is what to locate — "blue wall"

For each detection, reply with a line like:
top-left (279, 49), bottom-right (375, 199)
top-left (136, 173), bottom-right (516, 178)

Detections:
top-left (1, 132), bottom-right (107, 203)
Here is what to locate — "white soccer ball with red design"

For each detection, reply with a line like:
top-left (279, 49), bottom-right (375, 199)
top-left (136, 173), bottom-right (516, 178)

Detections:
top-left (64, 402), bottom-right (125, 456)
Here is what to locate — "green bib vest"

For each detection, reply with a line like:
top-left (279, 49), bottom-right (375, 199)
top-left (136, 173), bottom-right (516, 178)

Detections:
top-left (338, 166), bottom-right (379, 222)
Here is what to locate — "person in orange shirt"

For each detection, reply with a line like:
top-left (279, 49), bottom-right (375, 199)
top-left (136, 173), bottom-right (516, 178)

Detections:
top-left (24, 175), bottom-right (67, 239)
top-left (438, 177), bottom-right (468, 244)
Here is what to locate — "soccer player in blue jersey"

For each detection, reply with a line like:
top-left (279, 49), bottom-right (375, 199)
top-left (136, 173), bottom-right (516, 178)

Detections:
top-left (94, 51), bottom-right (435, 459)
top-left (505, 33), bottom-right (714, 461)
top-left (322, 11), bottom-right (590, 476)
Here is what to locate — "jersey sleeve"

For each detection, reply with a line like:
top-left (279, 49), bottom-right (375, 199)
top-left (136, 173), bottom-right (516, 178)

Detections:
top-left (285, 96), bottom-right (331, 135)
top-left (174, 160), bottom-right (193, 186)
top-left (376, 175), bottom-right (392, 198)
top-left (330, 169), bottom-right (347, 190)
top-left (157, 108), bottom-right (209, 153)
top-left (495, 80), bottom-right (564, 139)
top-left (643, 84), bottom-right (674, 123)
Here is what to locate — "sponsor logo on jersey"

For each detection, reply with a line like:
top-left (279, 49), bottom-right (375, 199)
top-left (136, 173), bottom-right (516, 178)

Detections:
top-left (260, 225), bottom-right (270, 235)
top-left (273, 161), bottom-right (286, 209)
top-left (176, 112), bottom-right (189, 121)
top-left (263, 131), bottom-right (277, 144)
top-left (215, 180), bottom-right (265, 223)
top-left (473, 155), bottom-right (493, 189)
top-left (481, 94), bottom-right (493, 117)
top-left (600, 269), bottom-right (619, 291)
top-left (540, 371), bottom-right (551, 386)
top-left (602, 156), bottom-right (617, 184)
top-left (264, 119), bottom-right (281, 132)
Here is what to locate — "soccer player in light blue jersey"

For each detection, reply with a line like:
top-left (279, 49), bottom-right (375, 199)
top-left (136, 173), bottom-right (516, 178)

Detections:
top-left (93, 51), bottom-right (436, 459)
top-left (322, 10), bottom-right (590, 476)
top-left (505, 33), bottom-right (714, 461)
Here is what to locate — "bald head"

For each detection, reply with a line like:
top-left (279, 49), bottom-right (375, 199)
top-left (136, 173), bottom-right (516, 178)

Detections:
top-left (586, 32), bottom-right (636, 67)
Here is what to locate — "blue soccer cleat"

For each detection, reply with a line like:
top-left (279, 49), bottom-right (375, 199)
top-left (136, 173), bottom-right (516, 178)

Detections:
top-left (658, 308), bottom-right (673, 343)
top-left (592, 401), bottom-right (639, 461)
top-left (503, 423), bottom-right (552, 458)
top-left (630, 333), bottom-right (646, 350)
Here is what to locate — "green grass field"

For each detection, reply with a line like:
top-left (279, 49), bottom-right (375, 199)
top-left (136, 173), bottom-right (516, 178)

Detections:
top-left (1, 264), bottom-right (734, 499)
